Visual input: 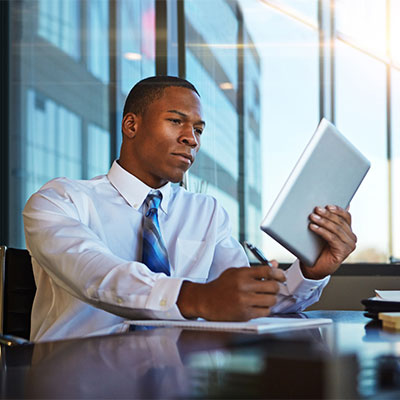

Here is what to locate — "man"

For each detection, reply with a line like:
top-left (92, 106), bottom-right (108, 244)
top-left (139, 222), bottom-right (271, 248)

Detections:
top-left (23, 76), bottom-right (357, 341)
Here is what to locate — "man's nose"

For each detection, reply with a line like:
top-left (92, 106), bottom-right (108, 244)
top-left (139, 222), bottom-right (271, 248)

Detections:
top-left (179, 126), bottom-right (199, 148)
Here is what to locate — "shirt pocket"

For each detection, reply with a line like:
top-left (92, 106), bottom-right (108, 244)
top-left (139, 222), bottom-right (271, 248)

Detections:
top-left (174, 238), bottom-right (211, 282)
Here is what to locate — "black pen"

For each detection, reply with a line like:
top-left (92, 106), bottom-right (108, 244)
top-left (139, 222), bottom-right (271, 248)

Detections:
top-left (244, 241), bottom-right (287, 285)
top-left (244, 241), bottom-right (273, 267)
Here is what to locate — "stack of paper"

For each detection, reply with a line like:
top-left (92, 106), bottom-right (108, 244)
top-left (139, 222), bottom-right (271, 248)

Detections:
top-left (126, 317), bottom-right (332, 333)
top-left (375, 290), bottom-right (400, 301)
top-left (362, 290), bottom-right (400, 320)
top-left (379, 312), bottom-right (400, 331)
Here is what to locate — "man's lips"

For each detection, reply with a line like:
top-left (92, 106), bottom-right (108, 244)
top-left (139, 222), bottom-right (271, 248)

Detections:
top-left (171, 153), bottom-right (194, 165)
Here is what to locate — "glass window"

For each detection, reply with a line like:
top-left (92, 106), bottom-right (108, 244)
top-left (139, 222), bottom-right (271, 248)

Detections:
top-left (392, 67), bottom-right (400, 259)
top-left (241, 2), bottom-right (319, 262)
top-left (116, 0), bottom-right (156, 154)
top-left (119, 0), bottom-right (156, 96)
top-left (243, 29), bottom-right (262, 247)
top-left (335, 41), bottom-right (388, 262)
top-left (335, 0), bottom-right (386, 58)
top-left (38, 0), bottom-right (81, 60)
top-left (88, 124), bottom-right (111, 178)
top-left (5, 0), bottom-right (400, 266)
top-left (266, 0), bottom-right (318, 24)
top-left (391, 0), bottom-right (400, 65)
top-left (185, 0), bottom-right (238, 85)
top-left (8, 0), bottom-right (154, 247)
top-left (87, 0), bottom-right (109, 83)
top-left (185, 0), bottom-right (240, 237)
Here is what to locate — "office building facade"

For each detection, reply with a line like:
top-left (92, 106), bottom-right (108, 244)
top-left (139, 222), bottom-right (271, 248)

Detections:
top-left (4, 0), bottom-right (262, 250)
top-left (2, 0), bottom-right (399, 264)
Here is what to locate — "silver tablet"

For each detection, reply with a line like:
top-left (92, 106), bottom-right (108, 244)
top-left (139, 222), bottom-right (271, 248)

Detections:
top-left (260, 118), bottom-right (370, 267)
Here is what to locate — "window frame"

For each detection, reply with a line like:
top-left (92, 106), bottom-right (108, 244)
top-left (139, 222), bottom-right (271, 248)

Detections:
top-left (0, 0), bottom-right (9, 246)
top-left (1, 0), bottom-right (399, 272)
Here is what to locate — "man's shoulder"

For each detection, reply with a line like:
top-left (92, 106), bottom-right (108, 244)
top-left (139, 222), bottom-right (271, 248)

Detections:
top-left (36, 174), bottom-right (109, 197)
top-left (171, 185), bottom-right (220, 209)
top-left (23, 174), bottom-right (112, 217)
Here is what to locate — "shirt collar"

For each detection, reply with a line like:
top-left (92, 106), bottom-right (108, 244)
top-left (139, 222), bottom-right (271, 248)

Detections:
top-left (107, 160), bottom-right (171, 214)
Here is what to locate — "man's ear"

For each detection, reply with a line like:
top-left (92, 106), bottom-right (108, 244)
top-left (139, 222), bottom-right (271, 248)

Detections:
top-left (122, 112), bottom-right (139, 139)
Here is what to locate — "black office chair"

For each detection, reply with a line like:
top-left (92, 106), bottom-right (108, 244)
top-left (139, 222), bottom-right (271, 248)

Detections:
top-left (0, 245), bottom-right (36, 345)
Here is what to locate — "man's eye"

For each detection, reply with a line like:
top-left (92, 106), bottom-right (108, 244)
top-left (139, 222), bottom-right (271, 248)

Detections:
top-left (195, 128), bottom-right (203, 135)
top-left (168, 118), bottom-right (181, 124)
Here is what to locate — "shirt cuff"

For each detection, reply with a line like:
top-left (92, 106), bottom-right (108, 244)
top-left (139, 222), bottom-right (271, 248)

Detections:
top-left (284, 259), bottom-right (330, 299)
top-left (145, 277), bottom-right (186, 320)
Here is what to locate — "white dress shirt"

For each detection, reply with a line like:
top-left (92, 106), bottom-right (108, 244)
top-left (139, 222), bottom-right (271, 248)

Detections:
top-left (23, 161), bottom-right (329, 342)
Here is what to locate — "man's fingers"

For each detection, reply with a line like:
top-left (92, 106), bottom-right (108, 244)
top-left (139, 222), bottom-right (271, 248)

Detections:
top-left (251, 292), bottom-right (278, 307)
top-left (267, 259), bottom-right (279, 268)
top-left (238, 291), bottom-right (278, 307)
top-left (248, 265), bottom-right (286, 283)
top-left (245, 276), bottom-right (286, 297)
top-left (313, 205), bottom-right (352, 227)
top-left (309, 216), bottom-right (353, 245)
top-left (193, 267), bottom-right (284, 322)
top-left (309, 223), bottom-right (355, 252)
top-left (248, 307), bottom-right (272, 319)
top-left (310, 206), bottom-right (356, 244)
top-left (267, 266), bottom-right (286, 282)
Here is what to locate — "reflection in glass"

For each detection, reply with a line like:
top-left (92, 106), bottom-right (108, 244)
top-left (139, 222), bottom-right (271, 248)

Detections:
top-left (391, 0), bottom-right (400, 65)
top-left (26, 90), bottom-right (82, 194)
top-left (244, 34), bottom-right (262, 247)
top-left (38, 0), bottom-right (81, 60)
top-left (88, 124), bottom-right (111, 178)
top-left (6, 0), bottom-right (400, 264)
top-left (9, 1), bottom-right (126, 247)
top-left (185, 0), bottom-right (241, 238)
top-left (335, 41), bottom-right (388, 262)
top-left (242, 4), bottom-right (319, 262)
top-left (87, 0), bottom-right (109, 83)
top-left (119, 0), bottom-right (156, 96)
top-left (261, 0), bottom-right (318, 24)
top-left (335, 0), bottom-right (386, 58)
top-left (392, 68), bottom-right (400, 258)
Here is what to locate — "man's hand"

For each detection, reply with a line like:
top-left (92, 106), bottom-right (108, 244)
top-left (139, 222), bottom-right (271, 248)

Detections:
top-left (301, 205), bottom-right (357, 280)
top-left (177, 264), bottom-right (286, 321)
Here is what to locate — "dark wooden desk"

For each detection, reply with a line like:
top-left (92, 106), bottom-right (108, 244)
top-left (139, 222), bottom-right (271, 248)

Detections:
top-left (1, 311), bottom-right (400, 399)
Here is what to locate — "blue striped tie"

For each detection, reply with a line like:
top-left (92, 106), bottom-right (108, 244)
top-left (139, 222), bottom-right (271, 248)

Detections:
top-left (142, 191), bottom-right (170, 276)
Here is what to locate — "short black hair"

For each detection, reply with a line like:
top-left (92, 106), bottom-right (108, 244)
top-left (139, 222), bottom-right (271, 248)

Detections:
top-left (123, 76), bottom-right (200, 117)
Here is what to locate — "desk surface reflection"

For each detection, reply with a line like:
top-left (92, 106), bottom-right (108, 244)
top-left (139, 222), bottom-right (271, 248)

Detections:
top-left (2, 311), bottom-right (400, 399)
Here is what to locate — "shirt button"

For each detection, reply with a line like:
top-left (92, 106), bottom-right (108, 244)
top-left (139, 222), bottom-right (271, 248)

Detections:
top-left (133, 203), bottom-right (139, 208)
top-left (160, 299), bottom-right (167, 307)
top-left (117, 297), bottom-right (123, 304)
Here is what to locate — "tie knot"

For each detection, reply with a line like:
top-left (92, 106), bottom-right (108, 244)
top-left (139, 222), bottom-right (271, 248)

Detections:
top-left (145, 191), bottom-right (162, 215)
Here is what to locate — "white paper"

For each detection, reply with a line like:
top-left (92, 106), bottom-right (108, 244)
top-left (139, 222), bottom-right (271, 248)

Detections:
top-left (375, 290), bottom-right (400, 302)
top-left (125, 317), bottom-right (332, 333)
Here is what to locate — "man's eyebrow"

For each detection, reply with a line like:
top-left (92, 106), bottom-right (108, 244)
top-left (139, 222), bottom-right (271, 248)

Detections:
top-left (167, 109), bottom-right (205, 126)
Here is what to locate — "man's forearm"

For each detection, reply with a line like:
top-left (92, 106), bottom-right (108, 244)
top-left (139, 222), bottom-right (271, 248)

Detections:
top-left (176, 266), bottom-right (285, 321)
top-left (177, 280), bottom-right (205, 319)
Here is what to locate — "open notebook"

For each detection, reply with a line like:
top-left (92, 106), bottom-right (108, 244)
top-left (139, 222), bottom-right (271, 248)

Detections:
top-left (125, 317), bottom-right (332, 333)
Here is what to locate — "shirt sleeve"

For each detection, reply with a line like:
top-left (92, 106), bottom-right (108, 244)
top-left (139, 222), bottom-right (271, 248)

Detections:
top-left (207, 201), bottom-right (329, 313)
top-left (271, 259), bottom-right (330, 313)
top-left (206, 203), bottom-right (250, 282)
top-left (23, 181), bottom-right (186, 320)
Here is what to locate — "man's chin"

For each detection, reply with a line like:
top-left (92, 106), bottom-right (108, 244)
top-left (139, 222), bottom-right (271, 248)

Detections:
top-left (164, 163), bottom-right (194, 185)
top-left (167, 167), bottom-right (192, 184)
top-left (169, 175), bottom-right (185, 184)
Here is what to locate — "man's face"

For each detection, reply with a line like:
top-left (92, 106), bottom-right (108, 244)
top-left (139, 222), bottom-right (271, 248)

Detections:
top-left (122, 86), bottom-right (205, 188)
